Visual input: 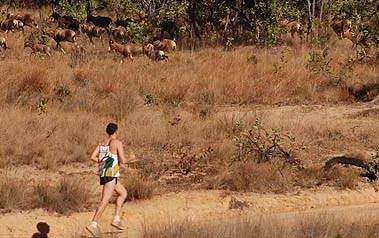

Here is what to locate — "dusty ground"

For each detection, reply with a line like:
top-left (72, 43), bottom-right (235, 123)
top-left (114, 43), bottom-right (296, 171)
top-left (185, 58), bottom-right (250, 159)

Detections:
top-left (1, 188), bottom-right (379, 238)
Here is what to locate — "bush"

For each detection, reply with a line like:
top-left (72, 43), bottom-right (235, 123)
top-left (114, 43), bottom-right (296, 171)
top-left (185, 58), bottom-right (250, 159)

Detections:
top-left (54, 84), bottom-right (71, 101)
top-left (58, 0), bottom-right (87, 21)
top-left (122, 170), bottom-right (154, 201)
top-left (306, 48), bottom-right (331, 74)
top-left (0, 179), bottom-right (28, 210)
top-left (73, 68), bottom-right (91, 86)
top-left (338, 170), bottom-right (360, 190)
top-left (18, 69), bottom-right (49, 93)
top-left (207, 161), bottom-right (293, 193)
top-left (233, 119), bottom-right (298, 164)
top-left (306, 48), bottom-right (331, 75)
top-left (33, 176), bottom-right (90, 214)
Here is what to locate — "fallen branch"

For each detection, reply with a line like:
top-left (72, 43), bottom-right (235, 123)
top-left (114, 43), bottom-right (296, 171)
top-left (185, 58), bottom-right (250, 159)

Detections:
top-left (324, 154), bottom-right (379, 181)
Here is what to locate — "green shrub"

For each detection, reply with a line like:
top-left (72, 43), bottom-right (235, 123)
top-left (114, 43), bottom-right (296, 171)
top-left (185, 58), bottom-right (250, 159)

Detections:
top-left (54, 85), bottom-right (71, 101)
top-left (58, 0), bottom-right (87, 21)
top-left (306, 48), bottom-right (331, 75)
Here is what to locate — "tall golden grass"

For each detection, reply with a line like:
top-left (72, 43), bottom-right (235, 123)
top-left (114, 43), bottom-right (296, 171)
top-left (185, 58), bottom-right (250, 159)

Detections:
top-left (0, 170), bottom-right (90, 214)
top-left (3, 33), bottom-right (377, 112)
top-left (143, 212), bottom-right (379, 238)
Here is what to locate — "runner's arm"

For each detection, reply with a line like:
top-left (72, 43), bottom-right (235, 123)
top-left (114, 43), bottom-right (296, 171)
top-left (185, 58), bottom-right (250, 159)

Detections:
top-left (117, 141), bottom-right (127, 164)
top-left (90, 144), bottom-right (100, 163)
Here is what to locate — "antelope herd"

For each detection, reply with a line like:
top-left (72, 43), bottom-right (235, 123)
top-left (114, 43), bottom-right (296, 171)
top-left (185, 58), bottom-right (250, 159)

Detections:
top-left (0, 7), bottom-right (176, 61)
top-left (0, 7), bottom-right (370, 60)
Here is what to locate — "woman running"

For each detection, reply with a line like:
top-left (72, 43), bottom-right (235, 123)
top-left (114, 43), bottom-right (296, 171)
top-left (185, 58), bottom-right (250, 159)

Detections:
top-left (86, 122), bottom-right (136, 237)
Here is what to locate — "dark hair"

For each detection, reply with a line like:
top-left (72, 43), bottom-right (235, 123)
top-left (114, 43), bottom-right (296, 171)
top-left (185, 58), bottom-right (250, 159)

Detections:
top-left (106, 123), bottom-right (118, 135)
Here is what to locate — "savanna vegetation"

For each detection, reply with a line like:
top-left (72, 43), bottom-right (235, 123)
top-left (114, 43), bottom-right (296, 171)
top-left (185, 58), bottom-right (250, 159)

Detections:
top-left (0, 0), bottom-right (378, 226)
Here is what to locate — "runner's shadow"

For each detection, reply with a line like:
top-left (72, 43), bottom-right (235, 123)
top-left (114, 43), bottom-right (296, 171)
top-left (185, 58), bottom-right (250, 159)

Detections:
top-left (31, 222), bottom-right (50, 238)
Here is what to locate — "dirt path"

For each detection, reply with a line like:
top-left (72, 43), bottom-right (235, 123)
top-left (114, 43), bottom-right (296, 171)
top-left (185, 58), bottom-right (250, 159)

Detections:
top-left (1, 188), bottom-right (379, 238)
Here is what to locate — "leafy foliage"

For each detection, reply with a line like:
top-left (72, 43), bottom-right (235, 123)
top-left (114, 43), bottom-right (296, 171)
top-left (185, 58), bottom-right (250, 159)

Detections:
top-left (58, 0), bottom-right (88, 21)
top-left (306, 47), bottom-right (331, 75)
top-left (2, 0), bottom-right (377, 48)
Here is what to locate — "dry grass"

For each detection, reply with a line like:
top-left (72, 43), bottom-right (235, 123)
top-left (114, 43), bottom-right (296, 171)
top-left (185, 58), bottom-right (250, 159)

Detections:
top-left (143, 212), bottom-right (379, 238)
top-left (0, 178), bottom-right (28, 211)
top-left (206, 161), bottom-right (310, 193)
top-left (0, 29), bottom-right (378, 200)
top-left (0, 170), bottom-right (90, 214)
top-left (3, 33), bottom-right (377, 111)
top-left (121, 170), bottom-right (155, 201)
top-left (33, 176), bottom-right (91, 214)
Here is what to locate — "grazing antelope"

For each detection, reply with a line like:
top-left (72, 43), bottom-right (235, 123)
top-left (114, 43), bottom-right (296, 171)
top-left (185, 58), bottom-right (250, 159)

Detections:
top-left (152, 39), bottom-right (176, 52)
top-left (80, 22), bottom-right (106, 43)
top-left (108, 39), bottom-right (143, 61)
top-left (24, 41), bottom-right (51, 56)
top-left (14, 19), bottom-right (24, 30)
top-left (50, 11), bottom-right (80, 31)
top-left (0, 37), bottom-right (7, 51)
top-left (14, 13), bottom-right (36, 28)
top-left (5, 12), bottom-right (14, 19)
top-left (114, 18), bottom-right (132, 28)
top-left (342, 30), bottom-right (369, 57)
top-left (48, 29), bottom-right (76, 53)
top-left (331, 19), bottom-right (352, 38)
top-left (4, 11), bottom-right (36, 28)
top-left (0, 18), bottom-right (23, 32)
top-left (280, 20), bottom-right (303, 39)
top-left (144, 44), bottom-right (168, 61)
top-left (110, 26), bottom-right (129, 41)
top-left (87, 11), bottom-right (112, 28)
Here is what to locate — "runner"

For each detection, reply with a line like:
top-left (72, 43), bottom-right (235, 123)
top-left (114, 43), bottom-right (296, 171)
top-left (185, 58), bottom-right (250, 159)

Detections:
top-left (86, 122), bottom-right (136, 237)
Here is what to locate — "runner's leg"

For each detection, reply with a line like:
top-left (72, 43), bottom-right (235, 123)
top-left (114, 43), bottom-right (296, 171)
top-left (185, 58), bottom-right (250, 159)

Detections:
top-left (92, 180), bottom-right (116, 222)
top-left (114, 182), bottom-right (127, 218)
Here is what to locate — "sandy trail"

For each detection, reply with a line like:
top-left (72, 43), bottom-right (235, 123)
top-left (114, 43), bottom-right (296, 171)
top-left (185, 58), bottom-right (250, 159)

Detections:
top-left (1, 188), bottom-right (379, 238)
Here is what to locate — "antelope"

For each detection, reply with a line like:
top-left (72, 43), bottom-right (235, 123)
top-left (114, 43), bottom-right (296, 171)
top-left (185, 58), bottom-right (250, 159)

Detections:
top-left (110, 26), bottom-right (129, 41)
top-left (48, 29), bottom-right (76, 53)
top-left (152, 39), bottom-right (176, 52)
top-left (4, 11), bottom-right (37, 28)
top-left (331, 19), bottom-right (352, 38)
top-left (342, 30), bottom-right (369, 57)
top-left (0, 37), bottom-right (7, 51)
top-left (280, 20), bottom-right (303, 39)
top-left (144, 43), bottom-right (168, 61)
top-left (24, 41), bottom-right (51, 56)
top-left (50, 11), bottom-right (80, 31)
top-left (87, 11), bottom-right (112, 28)
top-left (114, 18), bottom-right (132, 28)
top-left (108, 39), bottom-right (143, 61)
top-left (0, 18), bottom-right (23, 32)
top-left (14, 13), bottom-right (36, 28)
top-left (80, 22), bottom-right (107, 43)
top-left (5, 12), bottom-right (14, 19)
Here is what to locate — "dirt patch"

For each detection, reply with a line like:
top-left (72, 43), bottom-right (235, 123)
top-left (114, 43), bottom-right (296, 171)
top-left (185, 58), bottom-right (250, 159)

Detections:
top-left (348, 108), bottom-right (379, 119)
